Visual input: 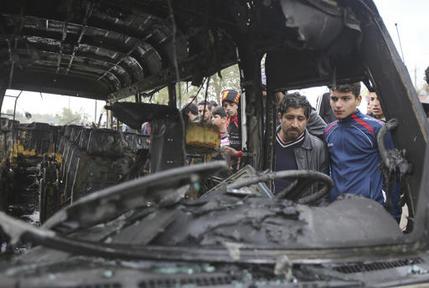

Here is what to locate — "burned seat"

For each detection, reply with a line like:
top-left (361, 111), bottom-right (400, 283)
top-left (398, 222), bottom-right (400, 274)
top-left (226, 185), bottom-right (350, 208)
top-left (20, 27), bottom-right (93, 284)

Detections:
top-left (15, 122), bottom-right (57, 156)
top-left (67, 128), bottom-right (132, 202)
top-left (60, 126), bottom-right (84, 199)
top-left (107, 102), bottom-right (185, 173)
top-left (0, 118), bottom-right (19, 211)
top-left (0, 118), bottom-right (17, 160)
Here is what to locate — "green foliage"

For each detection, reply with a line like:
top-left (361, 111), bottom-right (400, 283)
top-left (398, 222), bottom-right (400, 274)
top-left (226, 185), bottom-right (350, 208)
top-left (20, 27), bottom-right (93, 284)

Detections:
top-left (180, 64), bottom-right (241, 106)
top-left (141, 64), bottom-right (241, 107)
top-left (55, 107), bottom-right (83, 125)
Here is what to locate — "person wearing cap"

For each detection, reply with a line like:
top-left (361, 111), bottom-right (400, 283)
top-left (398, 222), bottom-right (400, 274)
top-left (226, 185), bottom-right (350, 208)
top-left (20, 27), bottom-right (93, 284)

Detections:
top-left (221, 89), bottom-right (242, 152)
top-left (220, 89), bottom-right (244, 168)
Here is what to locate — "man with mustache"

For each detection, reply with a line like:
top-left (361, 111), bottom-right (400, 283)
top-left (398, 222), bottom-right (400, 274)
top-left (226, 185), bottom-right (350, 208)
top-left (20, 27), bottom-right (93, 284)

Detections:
top-left (324, 83), bottom-right (401, 222)
top-left (274, 93), bottom-right (329, 201)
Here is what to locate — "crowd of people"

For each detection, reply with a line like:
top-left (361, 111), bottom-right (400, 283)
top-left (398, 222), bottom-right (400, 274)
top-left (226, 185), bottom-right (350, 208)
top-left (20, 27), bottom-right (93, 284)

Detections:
top-left (274, 83), bottom-right (401, 222)
top-left (181, 89), bottom-right (244, 168)
top-left (178, 82), bottom-right (402, 222)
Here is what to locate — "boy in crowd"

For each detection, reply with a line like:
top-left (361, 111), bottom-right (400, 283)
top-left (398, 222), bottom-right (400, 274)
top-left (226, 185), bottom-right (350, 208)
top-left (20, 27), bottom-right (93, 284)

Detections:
top-left (221, 89), bottom-right (241, 151)
top-left (211, 106), bottom-right (230, 147)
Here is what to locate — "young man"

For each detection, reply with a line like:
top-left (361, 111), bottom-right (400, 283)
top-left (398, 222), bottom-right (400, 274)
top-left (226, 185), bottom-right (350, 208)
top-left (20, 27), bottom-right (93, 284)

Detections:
top-left (367, 92), bottom-right (385, 121)
top-left (274, 93), bottom-right (329, 199)
top-left (324, 83), bottom-right (400, 221)
top-left (197, 101), bottom-right (213, 123)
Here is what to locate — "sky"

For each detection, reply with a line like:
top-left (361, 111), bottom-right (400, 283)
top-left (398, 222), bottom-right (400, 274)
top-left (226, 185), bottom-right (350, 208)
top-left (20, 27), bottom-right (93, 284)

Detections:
top-left (374, 0), bottom-right (429, 87)
top-left (1, 0), bottom-right (428, 122)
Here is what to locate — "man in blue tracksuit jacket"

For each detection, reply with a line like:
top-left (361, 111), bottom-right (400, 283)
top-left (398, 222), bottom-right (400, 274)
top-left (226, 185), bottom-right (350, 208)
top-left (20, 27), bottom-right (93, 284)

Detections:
top-left (324, 83), bottom-right (401, 222)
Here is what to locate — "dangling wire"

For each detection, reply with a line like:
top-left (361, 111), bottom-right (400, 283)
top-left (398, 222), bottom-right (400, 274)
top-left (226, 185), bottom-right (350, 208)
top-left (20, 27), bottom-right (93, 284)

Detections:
top-left (183, 77), bottom-right (208, 110)
top-left (200, 76), bottom-right (211, 123)
top-left (167, 0), bottom-right (182, 107)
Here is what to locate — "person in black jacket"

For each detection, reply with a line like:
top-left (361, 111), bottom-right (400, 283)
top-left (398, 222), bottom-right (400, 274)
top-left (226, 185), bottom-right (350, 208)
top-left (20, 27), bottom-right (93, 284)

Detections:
top-left (221, 89), bottom-right (242, 152)
top-left (274, 93), bottom-right (329, 201)
top-left (317, 92), bottom-right (336, 124)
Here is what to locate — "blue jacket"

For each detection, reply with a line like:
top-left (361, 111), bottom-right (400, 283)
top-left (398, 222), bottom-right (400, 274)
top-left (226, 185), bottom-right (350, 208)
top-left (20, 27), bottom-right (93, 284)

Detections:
top-left (324, 110), bottom-right (400, 219)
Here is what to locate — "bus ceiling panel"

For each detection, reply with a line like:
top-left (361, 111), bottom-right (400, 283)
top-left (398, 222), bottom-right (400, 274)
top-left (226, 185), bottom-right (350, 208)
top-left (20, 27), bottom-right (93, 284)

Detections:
top-left (0, 37), bottom-right (144, 84)
top-left (1, 0), bottom-right (175, 38)
top-left (2, 14), bottom-right (165, 75)
top-left (30, 61), bottom-right (122, 92)
top-left (9, 70), bottom-right (112, 100)
top-left (89, 10), bottom-right (173, 43)
top-left (8, 48), bottom-right (131, 88)
top-left (87, 9), bottom-right (190, 67)
top-left (76, 46), bottom-right (145, 83)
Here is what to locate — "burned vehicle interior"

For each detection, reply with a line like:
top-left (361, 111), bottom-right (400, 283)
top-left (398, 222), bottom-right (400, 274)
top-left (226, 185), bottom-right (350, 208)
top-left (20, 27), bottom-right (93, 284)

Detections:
top-left (1, 0), bottom-right (429, 287)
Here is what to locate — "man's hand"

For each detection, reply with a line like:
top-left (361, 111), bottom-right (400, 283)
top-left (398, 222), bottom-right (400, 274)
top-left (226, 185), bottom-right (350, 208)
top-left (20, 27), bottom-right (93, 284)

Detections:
top-left (222, 146), bottom-right (243, 158)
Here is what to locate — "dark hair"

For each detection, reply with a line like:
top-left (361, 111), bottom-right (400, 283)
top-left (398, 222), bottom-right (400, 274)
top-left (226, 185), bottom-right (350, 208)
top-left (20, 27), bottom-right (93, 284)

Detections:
top-left (182, 103), bottom-right (198, 116)
top-left (331, 82), bottom-right (361, 97)
top-left (278, 92), bottom-right (311, 119)
top-left (209, 100), bottom-right (218, 108)
top-left (212, 106), bottom-right (227, 118)
top-left (198, 101), bottom-right (212, 110)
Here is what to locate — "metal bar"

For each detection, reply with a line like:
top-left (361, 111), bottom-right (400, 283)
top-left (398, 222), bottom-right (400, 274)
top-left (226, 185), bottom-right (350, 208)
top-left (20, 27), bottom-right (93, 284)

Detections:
top-left (394, 23), bottom-right (405, 63)
top-left (96, 42), bottom-right (140, 81)
top-left (6, 39), bottom-right (15, 89)
top-left (65, 2), bottom-right (94, 75)
top-left (57, 0), bottom-right (73, 74)
top-left (107, 59), bottom-right (237, 102)
top-left (56, 20), bottom-right (68, 73)
top-left (167, 0), bottom-right (181, 107)
top-left (168, 83), bottom-right (176, 108)
top-left (12, 90), bottom-right (23, 121)
top-left (94, 100), bottom-right (97, 123)
top-left (0, 84), bottom-right (6, 112)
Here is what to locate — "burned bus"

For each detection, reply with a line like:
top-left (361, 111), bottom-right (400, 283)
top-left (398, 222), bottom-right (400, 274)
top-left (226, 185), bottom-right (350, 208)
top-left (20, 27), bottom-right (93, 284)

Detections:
top-left (0, 0), bottom-right (428, 287)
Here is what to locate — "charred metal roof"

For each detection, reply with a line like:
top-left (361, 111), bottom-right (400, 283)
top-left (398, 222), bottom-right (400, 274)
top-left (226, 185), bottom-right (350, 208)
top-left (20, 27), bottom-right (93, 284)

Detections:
top-left (0, 0), bottom-right (368, 101)
top-left (0, 0), bottom-right (242, 100)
